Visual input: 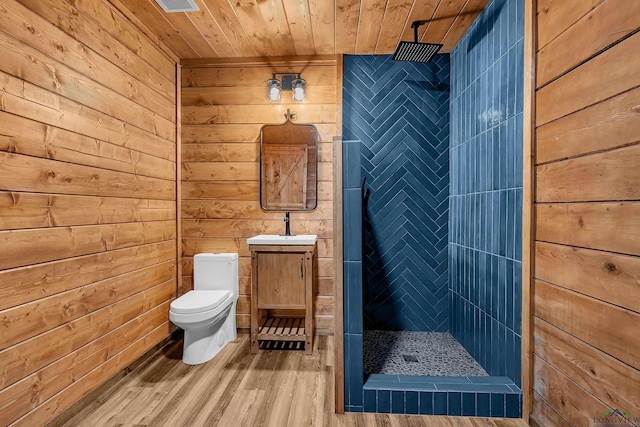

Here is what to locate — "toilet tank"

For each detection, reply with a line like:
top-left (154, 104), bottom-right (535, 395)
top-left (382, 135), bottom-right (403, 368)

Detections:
top-left (193, 253), bottom-right (238, 295)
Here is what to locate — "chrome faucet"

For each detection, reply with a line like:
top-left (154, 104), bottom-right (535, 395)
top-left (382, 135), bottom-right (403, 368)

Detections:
top-left (284, 211), bottom-right (291, 236)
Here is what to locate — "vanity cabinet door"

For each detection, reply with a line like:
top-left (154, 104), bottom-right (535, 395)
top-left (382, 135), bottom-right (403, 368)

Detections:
top-left (256, 252), bottom-right (305, 308)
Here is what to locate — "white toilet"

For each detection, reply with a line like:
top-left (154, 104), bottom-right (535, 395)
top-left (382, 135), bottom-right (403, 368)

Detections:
top-left (169, 253), bottom-right (238, 365)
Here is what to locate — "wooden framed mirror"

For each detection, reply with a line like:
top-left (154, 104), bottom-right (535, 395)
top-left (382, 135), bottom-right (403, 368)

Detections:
top-left (259, 112), bottom-right (318, 211)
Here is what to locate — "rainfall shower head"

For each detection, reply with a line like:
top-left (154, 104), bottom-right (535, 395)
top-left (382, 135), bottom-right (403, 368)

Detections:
top-left (392, 20), bottom-right (442, 63)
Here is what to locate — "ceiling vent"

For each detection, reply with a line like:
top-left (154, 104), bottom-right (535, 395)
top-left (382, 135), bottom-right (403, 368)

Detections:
top-left (155, 0), bottom-right (199, 13)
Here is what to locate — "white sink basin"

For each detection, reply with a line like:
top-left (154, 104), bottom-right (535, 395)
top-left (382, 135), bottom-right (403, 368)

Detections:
top-left (247, 234), bottom-right (317, 245)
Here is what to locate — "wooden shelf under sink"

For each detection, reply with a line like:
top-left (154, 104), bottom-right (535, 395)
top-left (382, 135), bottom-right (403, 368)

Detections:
top-left (258, 317), bottom-right (305, 341)
top-left (249, 242), bottom-right (315, 354)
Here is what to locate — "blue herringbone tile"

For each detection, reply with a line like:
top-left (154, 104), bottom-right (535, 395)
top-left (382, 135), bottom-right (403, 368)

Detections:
top-left (344, 54), bottom-right (450, 331)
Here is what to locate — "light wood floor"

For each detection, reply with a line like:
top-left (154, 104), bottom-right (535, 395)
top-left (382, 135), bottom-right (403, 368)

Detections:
top-left (60, 334), bottom-right (528, 427)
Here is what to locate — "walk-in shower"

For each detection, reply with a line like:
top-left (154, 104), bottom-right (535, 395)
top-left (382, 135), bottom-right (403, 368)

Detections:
top-left (342, 0), bottom-right (524, 417)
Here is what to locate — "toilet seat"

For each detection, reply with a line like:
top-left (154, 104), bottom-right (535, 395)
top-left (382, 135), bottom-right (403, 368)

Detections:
top-left (170, 290), bottom-right (231, 314)
top-left (170, 290), bottom-right (234, 326)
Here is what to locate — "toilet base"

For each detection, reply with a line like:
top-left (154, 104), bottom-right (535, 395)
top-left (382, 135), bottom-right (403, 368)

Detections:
top-left (180, 304), bottom-right (237, 365)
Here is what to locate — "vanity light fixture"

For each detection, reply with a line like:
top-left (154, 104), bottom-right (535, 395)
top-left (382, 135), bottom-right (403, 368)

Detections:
top-left (267, 73), bottom-right (305, 102)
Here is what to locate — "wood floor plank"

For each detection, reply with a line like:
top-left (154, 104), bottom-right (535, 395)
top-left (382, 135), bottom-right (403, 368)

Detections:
top-left (58, 335), bottom-right (528, 427)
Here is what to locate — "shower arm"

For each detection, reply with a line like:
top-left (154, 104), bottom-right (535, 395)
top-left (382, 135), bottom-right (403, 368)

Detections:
top-left (411, 20), bottom-right (429, 43)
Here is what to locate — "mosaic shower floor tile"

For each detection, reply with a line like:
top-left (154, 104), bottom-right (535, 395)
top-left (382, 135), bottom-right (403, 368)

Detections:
top-left (363, 330), bottom-right (488, 377)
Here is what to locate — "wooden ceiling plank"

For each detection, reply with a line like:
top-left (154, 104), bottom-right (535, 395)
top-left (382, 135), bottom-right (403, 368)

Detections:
top-left (308, 0), bottom-right (336, 55)
top-left (282, 0), bottom-right (316, 56)
top-left (257, 0), bottom-right (297, 56)
top-left (440, 0), bottom-right (487, 52)
top-left (187, 0), bottom-right (239, 57)
top-left (335, 0), bottom-right (360, 54)
top-left (355, 0), bottom-right (387, 54)
top-left (228, 0), bottom-right (277, 57)
top-left (107, 0), bottom-right (180, 62)
top-left (63, 0), bottom-right (181, 67)
top-left (420, 0), bottom-right (466, 45)
top-left (137, 0), bottom-right (217, 58)
top-left (202, 0), bottom-right (261, 57)
top-left (375, 0), bottom-right (415, 54)
top-left (115, 0), bottom-right (482, 58)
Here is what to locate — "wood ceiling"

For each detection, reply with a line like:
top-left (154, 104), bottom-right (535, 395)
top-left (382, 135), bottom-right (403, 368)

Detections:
top-left (122, 0), bottom-right (488, 59)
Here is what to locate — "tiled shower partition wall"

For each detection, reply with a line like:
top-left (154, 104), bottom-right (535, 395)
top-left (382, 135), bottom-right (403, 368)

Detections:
top-left (449, 0), bottom-right (524, 386)
top-left (342, 0), bottom-right (524, 417)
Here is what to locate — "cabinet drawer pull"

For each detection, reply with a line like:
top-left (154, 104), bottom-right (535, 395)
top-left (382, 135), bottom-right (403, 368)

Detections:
top-left (300, 258), bottom-right (304, 279)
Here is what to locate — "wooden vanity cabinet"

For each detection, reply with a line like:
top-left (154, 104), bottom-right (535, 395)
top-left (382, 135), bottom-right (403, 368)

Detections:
top-left (249, 244), bottom-right (315, 354)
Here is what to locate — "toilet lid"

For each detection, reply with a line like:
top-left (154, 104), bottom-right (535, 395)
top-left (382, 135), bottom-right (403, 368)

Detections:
top-left (170, 290), bottom-right (230, 314)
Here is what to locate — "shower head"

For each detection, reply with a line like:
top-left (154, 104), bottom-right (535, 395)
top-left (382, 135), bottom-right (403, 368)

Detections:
top-left (392, 20), bottom-right (442, 63)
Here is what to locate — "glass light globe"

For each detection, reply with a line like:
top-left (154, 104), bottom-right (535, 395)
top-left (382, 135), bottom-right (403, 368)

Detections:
top-left (267, 79), bottom-right (281, 102)
top-left (292, 78), bottom-right (306, 101)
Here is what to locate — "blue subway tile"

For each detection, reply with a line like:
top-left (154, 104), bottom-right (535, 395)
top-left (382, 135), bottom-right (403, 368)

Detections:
top-left (515, 189), bottom-right (523, 259)
top-left (491, 318), bottom-right (500, 375)
top-left (406, 391), bottom-right (419, 414)
top-left (468, 376), bottom-right (517, 385)
top-left (344, 262), bottom-right (362, 334)
top-left (491, 256), bottom-right (499, 319)
top-left (366, 374), bottom-right (399, 384)
top-left (507, 48), bottom-right (517, 119)
top-left (515, 335), bottom-right (522, 388)
top-left (391, 391), bottom-right (405, 414)
top-left (479, 313), bottom-right (487, 371)
top-left (462, 393), bottom-right (476, 416)
top-left (363, 389), bottom-right (376, 412)
top-left (516, 40), bottom-right (524, 114)
top-left (506, 259), bottom-right (515, 331)
top-left (507, 331), bottom-right (516, 382)
top-left (514, 261), bottom-right (522, 334)
top-left (344, 333), bottom-right (363, 407)
top-left (447, 392), bottom-right (462, 416)
top-left (477, 392), bottom-right (491, 417)
top-left (343, 141), bottom-right (361, 189)
top-left (435, 383), bottom-right (514, 393)
top-left (491, 393), bottom-right (506, 417)
top-left (403, 376), bottom-right (471, 384)
top-left (377, 390), bottom-right (391, 413)
top-left (343, 189), bottom-right (362, 262)
top-left (499, 324), bottom-right (507, 376)
top-left (498, 257), bottom-right (507, 324)
top-left (419, 392), bottom-right (434, 415)
top-left (506, 393), bottom-right (522, 418)
top-left (498, 190), bottom-right (507, 256)
top-left (434, 392), bottom-right (448, 415)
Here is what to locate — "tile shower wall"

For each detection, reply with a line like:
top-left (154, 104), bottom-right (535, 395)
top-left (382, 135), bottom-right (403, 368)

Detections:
top-left (449, 0), bottom-right (524, 385)
top-left (343, 55), bottom-right (450, 332)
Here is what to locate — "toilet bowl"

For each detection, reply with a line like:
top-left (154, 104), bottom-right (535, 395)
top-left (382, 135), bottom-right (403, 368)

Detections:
top-left (170, 253), bottom-right (238, 365)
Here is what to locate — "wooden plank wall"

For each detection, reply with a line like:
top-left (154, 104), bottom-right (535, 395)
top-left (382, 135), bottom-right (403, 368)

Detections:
top-left (180, 56), bottom-right (337, 333)
top-left (0, 1), bottom-right (178, 425)
top-left (532, 1), bottom-right (640, 425)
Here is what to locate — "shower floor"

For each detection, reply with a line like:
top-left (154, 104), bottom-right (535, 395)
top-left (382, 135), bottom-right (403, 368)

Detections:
top-left (363, 330), bottom-right (489, 377)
